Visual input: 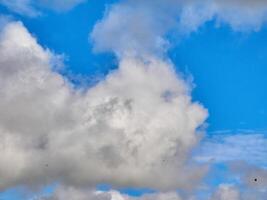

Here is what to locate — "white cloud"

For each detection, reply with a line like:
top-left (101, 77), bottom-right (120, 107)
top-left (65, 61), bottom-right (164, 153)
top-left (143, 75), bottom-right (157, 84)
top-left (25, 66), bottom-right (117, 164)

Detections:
top-left (210, 182), bottom-right (265, 200)
top-left (91, 0), bottom-right (267, 57)
top-left (0, 0), bottom-right (39, 17)
top-left (195, 132), bottom-right (267, 167)
top-left (37, 182), bottom-right (267, 200)
top-left (39, 185), bottom-right (182, 200)
top-left (0, 21), bottom-right (207, 191)
top-left (2, 0), bottom-right (267, 198)
top-left (39, 186), bottom-right (112, 200)
top-left (90, 1), bottom-right (267, 197)
top-left (230, 162), bottom-right (267, 191)
top-left (0, 0), bottom-right (85, 16)
top-left (210, 185), bottom-right (240, 200)
top-left (220, 163), bottom-right (267, 200)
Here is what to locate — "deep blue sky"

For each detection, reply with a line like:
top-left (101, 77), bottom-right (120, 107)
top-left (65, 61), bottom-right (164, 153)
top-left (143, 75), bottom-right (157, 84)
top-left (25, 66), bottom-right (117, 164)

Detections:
top-left (171, 22), bottom-right (267, 131)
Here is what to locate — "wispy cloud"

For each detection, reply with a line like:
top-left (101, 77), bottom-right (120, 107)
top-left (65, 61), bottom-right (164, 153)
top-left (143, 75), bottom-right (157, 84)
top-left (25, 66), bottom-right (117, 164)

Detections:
top-left (195, 130), bottom-right (267, 167)
top-left (0, 0), bottom-right (85, 17)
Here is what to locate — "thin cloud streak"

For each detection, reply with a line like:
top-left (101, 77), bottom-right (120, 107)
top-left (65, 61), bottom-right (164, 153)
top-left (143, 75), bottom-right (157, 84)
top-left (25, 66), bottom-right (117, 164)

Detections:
top-left (195, 132), bottom-right (267, 167)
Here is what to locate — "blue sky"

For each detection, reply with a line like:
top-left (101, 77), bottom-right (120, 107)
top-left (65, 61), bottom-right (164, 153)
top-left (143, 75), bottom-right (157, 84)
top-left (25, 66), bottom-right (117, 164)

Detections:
top-left (172, 22), bottom-right (267, 131)
top-left (0, 0), bottom-right (267, 199)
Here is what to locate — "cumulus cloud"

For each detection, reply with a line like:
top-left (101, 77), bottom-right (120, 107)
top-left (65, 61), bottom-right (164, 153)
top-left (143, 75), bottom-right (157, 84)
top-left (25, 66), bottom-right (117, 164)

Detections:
top-left (1, 0), bottom-right (267, 199)
top-left (91, 0), bottom-right (267, 56)
top-left (91, 2), bottom-right (267, 196)
top-left (0, 0), bottom-right (85, 16)
top-left (0, 21), bottom-right (207, 191)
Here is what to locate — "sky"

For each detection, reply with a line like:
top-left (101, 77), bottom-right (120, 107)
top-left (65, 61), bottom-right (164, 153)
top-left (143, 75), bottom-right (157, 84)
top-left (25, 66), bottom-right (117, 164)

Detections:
top-left (0, 0), bottom-right (267, 200)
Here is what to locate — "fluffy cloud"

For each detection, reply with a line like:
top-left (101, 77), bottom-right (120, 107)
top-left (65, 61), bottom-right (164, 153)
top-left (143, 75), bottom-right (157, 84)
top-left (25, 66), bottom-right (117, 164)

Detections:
top-left (91, 0), bottom-right (267, 56)
top-left (2, 0), bottom-right (267, 198)
top-left (0, 21), bottom-right (207, 191)
top-left (91, 1), bottom-right (267, 198)
top-left (0, 0), bottom-right (85, 16)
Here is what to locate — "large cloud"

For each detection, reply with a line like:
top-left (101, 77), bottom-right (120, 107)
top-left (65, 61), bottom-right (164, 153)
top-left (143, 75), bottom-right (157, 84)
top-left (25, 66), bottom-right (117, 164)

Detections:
top-left (0, 21), bottom-right (207, 191)
top-left (91, 0), bottom-right (267, 57)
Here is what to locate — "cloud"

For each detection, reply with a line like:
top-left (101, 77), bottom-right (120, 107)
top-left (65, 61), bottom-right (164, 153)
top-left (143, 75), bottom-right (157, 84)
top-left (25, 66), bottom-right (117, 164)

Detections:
top-left (1, 0), bottom-right (266, 199)
top-left (225, 162), bottom-right (267, 200)
top-left (0, 0), bottom-right (85, 16)
top-left (210, 184), bottom-right (240, 200)
top-left (39, 186), bottom-right (112, 200)
top-left (90, 0), bottom-right (267, 197)
top-left (38, 181), bottom-right (266, 200)
top-left (38, 185), bottom-right (182, 200)
top-left (194, 132), bottom-right (267, 167)
top-left (0, 0), bottom-right (39, 17)
top-left (36, 0), bottom-right (86, 12)
top-left (230, 162), bottom-right (267, 190)
top-left (180, 0), bottom-right (267, 32)
top-left (0, 21), bottom-right (207, 191)
top-left (198, 160), bottom-right (267, 200)
top-left (91, 0), bottom-right (267, 57)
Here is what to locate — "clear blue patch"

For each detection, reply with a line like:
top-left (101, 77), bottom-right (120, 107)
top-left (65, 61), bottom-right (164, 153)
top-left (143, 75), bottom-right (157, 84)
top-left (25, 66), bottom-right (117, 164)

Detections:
top-left (170, 21), bottom-right (267, 132)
